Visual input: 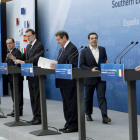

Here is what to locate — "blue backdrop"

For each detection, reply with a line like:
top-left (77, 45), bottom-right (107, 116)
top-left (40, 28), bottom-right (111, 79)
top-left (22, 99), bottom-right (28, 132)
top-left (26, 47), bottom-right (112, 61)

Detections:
top-left (0, 4), bottom-right (3, 97)
top-left (37, 0), bottom-right (140, 114)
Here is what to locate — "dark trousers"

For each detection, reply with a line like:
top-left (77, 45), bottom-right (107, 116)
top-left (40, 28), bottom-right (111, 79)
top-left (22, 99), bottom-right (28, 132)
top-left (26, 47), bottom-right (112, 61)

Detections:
top-left (9, 81), bottom-right (23, 112)
top-left (28, 79), bottom-right (41, 120)
top-left (85, 81), bottom-right (107, 118)
top-left (60, 87), bottom-right (78, 130)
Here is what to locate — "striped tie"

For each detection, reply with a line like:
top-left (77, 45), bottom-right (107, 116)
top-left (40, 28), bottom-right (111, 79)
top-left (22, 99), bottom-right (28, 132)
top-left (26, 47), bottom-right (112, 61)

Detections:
top-left (57, 47), bottom-right (64, 61)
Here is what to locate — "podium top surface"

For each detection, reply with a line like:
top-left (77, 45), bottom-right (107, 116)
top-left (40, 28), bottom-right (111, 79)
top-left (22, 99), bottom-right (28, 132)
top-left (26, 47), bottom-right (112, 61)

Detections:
top-left (33, 67), bottom-right (55, 75)
top-left (33, 67), bottom-right (101, 77)
top-left (6, 67), bottom-right (140, 81)
top-left (124, 69), bottom-right (140, 81)
top-left (72, 68), bottom-right (101, 78)
top-left (7, 66), bottom-right (21, 74)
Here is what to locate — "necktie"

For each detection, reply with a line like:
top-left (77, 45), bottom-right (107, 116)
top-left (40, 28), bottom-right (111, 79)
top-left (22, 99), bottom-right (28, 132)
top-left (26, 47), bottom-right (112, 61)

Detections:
top-left (27, 44), bottom-right (32, 56)
top-left (6, 51), bottom-right (10, 62)
top-left (57, 47), bottom-right (64, 61)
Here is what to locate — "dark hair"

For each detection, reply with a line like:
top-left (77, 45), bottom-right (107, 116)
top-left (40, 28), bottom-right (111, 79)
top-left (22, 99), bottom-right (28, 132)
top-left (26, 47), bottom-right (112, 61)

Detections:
top-left (25, 29), bottom-right (36, 35)
top-left (88, 32), bottom-right (98, 39)
top-left (55, 30), bottom-right (69, 39)
top-left (6, 38), bottom-right (15, 43)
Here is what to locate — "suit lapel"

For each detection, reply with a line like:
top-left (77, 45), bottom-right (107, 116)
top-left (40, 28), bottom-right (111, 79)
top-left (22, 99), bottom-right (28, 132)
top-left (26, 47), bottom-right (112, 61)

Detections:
top-left (98, 46), bottom-right (101, 62)
top-left (87, 46), bottom-right (97, 64)
top-left (11, 48), bottom-right (16, 55)
top-left (26, 44), bottom-right (30, 59)
top-left (58, 42), bottom-right (70, 62)
top-left (26, 40), bottom-right (38, 58)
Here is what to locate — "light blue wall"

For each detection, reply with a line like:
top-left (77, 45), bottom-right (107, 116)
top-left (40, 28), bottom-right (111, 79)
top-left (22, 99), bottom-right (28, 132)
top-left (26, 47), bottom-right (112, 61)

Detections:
top-left (37, 0), bottom-right (140, 114)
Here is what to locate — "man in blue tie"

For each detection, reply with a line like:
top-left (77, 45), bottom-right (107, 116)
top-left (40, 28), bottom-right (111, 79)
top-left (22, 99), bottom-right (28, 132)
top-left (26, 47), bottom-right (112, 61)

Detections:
top-left (51, 30), bottom-right (78, 133)
top-left (80, 32), bottom-right (111, 123)
top-left (7, 29), bottom-right (44, 125)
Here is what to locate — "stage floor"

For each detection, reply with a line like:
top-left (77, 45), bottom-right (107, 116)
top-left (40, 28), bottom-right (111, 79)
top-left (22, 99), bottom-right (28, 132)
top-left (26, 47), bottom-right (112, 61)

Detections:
top-left (0, 96), bottom-right (139, 140)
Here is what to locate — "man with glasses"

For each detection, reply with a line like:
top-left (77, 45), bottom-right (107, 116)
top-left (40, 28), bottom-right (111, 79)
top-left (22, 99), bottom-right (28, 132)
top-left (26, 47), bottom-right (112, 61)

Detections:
top-left (50, 30), bottom-right (78, 133)
top-left (7, 29), bottom-right (44, 125)
top-left (5, 38), bottom-right (24, 117)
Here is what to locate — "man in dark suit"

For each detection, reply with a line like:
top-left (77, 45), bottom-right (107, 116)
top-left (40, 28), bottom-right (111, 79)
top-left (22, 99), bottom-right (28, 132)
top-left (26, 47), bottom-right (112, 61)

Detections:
top-left (5, 38), bottom-right (24, 117)
top-left (51, 30), bottom-right (78, 133)
top-left (7, 29), bottom-right (44, 125)
top-left (80, 32), bottom-right (111, 123)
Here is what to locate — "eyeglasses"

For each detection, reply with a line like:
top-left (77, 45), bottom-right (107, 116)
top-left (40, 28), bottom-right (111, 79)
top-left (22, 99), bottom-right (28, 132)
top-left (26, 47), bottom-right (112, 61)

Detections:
top-left (26, 35), bottom-right (33, 38)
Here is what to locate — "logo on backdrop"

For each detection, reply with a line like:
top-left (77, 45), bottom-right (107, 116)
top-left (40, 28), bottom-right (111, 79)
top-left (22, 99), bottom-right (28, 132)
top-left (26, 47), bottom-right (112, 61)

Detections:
top-left (112, 0), bottom-right (140, 8)
top-left (123, 18), bottom-right (139, 27)
top-left (15, 41), bottom-right (20, 49)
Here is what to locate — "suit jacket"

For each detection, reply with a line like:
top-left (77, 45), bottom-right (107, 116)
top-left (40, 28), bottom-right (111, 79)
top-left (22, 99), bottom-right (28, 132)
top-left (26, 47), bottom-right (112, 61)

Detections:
top-left (56, 41), bottom-right (78, 88)
top-left (4, 48), bottom-right (24, 83)
top-left (80, 46), bottom-right (107, 85)
top-left (16, 40), bottom-right (44, 81)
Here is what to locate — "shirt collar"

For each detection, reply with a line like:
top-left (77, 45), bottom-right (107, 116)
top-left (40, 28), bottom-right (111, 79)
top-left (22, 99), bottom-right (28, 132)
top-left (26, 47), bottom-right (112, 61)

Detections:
top-left (89, 45), bottom-right (98, 51)
top-left (9, 47), bottom-right (15, 53)
top-left (31, 39), bottom-right (37, 46)
top-left (63, 40), bottom-right (70, 49)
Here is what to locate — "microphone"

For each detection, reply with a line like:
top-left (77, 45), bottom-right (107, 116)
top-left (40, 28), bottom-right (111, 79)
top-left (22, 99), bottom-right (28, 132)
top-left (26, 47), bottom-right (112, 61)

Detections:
top-left (67, 46), bottom-right (87, 64)
top-left (119, 42), bottom-right (138, 64)
top-left (68, 46), bottom-right (83, 58)
top-left (114, 41), bottom-right (134, 64)
top-left (66, 46), bottom-right (84, 63)
top-left (28, 49), bottom-right (49, 61)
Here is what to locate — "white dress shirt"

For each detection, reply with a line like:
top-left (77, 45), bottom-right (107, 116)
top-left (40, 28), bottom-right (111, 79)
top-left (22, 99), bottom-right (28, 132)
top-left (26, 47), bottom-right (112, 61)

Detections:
top-left (9, 48), bottom-right (15, 53)
top-left (89, 45), bottom-right (99, 64)
top-left (63, 40), bottom-right (70, 49)
top-left (30, 39), bottom-right (37, 49)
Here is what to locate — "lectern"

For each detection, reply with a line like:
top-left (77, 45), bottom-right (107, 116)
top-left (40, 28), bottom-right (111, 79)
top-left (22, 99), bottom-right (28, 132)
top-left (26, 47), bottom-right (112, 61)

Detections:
top-left (26, 67), bottom-right (61, 136)
top-left (3, 66), bottom-right (28, 126)
top-left (124, 69), bottom-right (139, 140)
top-left (55, 65), bottom-right (101, 140)
top-left (56, 68), bottom-right (139, 140)
top-left (72, 68), bottom-right (101, 140)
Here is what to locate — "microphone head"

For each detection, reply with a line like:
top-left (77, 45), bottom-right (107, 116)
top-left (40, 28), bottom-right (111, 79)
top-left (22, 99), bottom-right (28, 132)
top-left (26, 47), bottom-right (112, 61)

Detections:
top-left (131, 41), bottom-right (134, 44)
top-left (81, 46), bottom-right (83, 48)
top-left (136, 42), bottom-right (139, 44)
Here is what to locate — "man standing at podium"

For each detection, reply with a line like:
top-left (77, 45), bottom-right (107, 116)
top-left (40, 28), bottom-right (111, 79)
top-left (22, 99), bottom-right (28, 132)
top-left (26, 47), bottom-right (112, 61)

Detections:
top-left (80, 32), bottom-right (111, 123)
top-left (5, 38), bottom-right (24, 117)
top-left (7, 29), bottom-right (44, 125)
top-left (50, 30), bottom-right (78, 133)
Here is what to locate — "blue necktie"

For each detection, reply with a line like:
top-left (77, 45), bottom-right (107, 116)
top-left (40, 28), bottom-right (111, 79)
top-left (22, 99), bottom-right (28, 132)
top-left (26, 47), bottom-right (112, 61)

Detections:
top-left (57, 47), bottom-right (64, 61)
top-left (27, 44), bottom-right (32, 56)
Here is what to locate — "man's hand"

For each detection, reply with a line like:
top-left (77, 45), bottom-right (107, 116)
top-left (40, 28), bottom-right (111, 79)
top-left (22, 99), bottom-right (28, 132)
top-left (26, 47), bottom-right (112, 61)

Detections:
top-left (106, 60), bottom-right (110, 64)
top-left (7, 53), bottom-right (16, 60)
top-left (135, 66), bottom-right (140, 71)
top-left (14, 59), bottom-right (25, 64)
top-left (91, 67), bottom-right (100, 72)
top-left (50, 63), bottom-right (55, 69)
